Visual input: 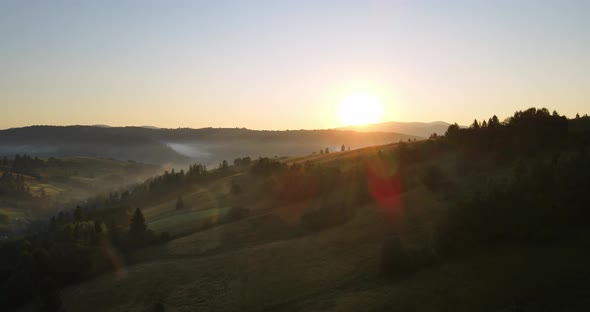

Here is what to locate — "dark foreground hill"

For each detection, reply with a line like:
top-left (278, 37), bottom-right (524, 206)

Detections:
top-left (0, 126), bottom-right (420, 165)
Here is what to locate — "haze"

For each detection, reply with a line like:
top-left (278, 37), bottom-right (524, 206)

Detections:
top-left (1, 0), bottom-right (589, 130)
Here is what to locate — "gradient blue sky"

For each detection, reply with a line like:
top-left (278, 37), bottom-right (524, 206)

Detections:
top-left (1, 0), bottom-right (588, 129)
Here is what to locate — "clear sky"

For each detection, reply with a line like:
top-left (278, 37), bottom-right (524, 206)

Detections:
top-left (1, 0), bottom-right (588, 130)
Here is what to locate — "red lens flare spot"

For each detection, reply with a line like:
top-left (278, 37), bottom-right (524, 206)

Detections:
top-left (368, 157), bottom-right (403, 218)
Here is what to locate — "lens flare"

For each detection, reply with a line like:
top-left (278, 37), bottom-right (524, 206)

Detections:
top-left (367, 154), bottom-right (403, 218)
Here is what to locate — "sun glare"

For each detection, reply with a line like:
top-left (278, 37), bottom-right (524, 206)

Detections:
top-left (338, 93), bottom-right (384, 126)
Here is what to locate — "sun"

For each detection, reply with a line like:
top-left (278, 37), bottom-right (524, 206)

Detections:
top-left (338, 93), bottom-right (384, 126)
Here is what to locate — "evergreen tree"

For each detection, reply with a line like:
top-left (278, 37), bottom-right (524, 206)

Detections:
top-left (175, 195), bottom-right (184, 210)
top-left (129, 208), bottom-right (147, 234)
top-left (341, 144), bottom-right (346, 152)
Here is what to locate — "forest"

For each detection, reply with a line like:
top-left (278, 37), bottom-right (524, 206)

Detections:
top-left (1, 108), bottom-right (590, 311)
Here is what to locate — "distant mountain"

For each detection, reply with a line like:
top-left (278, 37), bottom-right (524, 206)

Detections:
top-left (339, 121), bottom-right (451, 138)
top-left (0, 126), bottom-right (420, 166)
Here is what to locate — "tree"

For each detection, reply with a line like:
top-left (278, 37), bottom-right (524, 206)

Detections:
top-left (341, 144), bottom-right (346, 152)
top-left (492, 115), bottom-right (500, 124)
top-left (320, 149), bottom-right (324, 155)
top-left (576, 113), bottom-right (580, 119)
top-left (325, 148), bottom-right (330, 154)
top-left (445, 123), bottom-right (460, 138)
top-left (175, 195), bottom-right (184, 210)
top-left (129, 208), bottom-right (147, 234)
top-left (219, 160), bottom-right (229, 171)
top-left (470, 119), bottom-right (480, 130)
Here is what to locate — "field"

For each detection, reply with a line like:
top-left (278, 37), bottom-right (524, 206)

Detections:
top-left (57, 201), bottom-right (590, 312)
top-left (13, 140), bottom-right (588, 312)
top-left (0, 157), bottom-right (161, 234)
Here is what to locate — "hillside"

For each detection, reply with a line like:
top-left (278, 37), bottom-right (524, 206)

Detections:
top-left (0, 156), bottom-right (161, 235)
top-left (339, 121), bottom-right (452, 138)
top-left (0, 126), bottom-right (420, 166)
top-left (3, 108), bottom-right (590, 312)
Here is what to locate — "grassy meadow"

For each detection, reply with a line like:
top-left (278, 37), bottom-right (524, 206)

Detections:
top-left (18, 132), bottom-right (588, 311)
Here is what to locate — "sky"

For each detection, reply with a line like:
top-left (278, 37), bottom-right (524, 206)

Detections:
top-left (1, 0), bottom-right (589, 130)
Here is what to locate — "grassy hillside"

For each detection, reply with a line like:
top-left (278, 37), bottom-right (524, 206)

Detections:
top-left (0, 157), bottom-right (160, 234)
top-left (7, 109), bottom-right (590, 312)
top-left (39, 137), bottom-right (590, 312)
top-left (0, 126), bottom-right (420, 166)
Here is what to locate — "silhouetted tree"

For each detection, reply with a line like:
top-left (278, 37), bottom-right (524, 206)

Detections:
top-left (175, 196), bottom-right (184, 210)
top-left (341, 144), bottom-right (346, 152)
top-left (129, 208), bottom-right (147, 234)
top-left (445, 123), bottom-right (460, 138)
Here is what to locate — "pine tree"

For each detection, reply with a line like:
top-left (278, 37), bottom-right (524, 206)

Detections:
top-left (176, 195), bottom-right (184, 210)
top-left (129, 208), bottom-right (147, 234)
